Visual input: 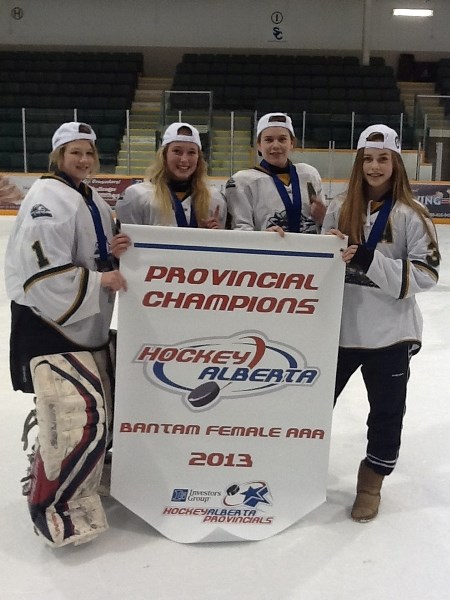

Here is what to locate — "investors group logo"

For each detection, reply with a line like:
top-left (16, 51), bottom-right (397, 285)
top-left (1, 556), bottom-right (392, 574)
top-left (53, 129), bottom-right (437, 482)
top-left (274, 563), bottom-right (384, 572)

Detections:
top-left (134, 331), bottom-right (319, 411)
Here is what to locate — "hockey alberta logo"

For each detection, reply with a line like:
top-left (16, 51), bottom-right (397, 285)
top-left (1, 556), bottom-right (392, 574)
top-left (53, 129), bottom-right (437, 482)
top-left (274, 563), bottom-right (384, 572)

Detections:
top-left (134, 331), bottom-right (320, 412)
top-left (224, 480), bottom-right (272, 509)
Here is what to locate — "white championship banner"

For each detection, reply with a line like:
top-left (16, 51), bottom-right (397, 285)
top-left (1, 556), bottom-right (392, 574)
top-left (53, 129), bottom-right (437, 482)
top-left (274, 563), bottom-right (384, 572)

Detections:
top-left (112, 225), bottom-right (345, 543)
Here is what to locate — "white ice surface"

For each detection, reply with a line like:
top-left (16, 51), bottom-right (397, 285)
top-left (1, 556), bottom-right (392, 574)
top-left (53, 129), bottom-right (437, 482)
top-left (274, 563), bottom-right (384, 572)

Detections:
top-left (0, 216), bottom-right (449, 600)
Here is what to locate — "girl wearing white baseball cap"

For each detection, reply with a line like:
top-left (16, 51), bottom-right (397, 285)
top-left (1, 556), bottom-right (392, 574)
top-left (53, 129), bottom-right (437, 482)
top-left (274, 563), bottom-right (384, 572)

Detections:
top-left (5, 121), bottom-right (126, 547)
top-left (225, 112), bottom-right (326, 234)
top-left (112, 122), bottom-right (226, 256)
top-left (322, 124), bottom-right (440, 523)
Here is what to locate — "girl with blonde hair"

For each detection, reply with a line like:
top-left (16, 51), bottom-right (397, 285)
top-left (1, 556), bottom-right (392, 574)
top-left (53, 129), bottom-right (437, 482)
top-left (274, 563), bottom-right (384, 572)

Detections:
top-left (114, 122), bottom-right (226, 239)
top-left (5, 121), bottom-right (126, 547)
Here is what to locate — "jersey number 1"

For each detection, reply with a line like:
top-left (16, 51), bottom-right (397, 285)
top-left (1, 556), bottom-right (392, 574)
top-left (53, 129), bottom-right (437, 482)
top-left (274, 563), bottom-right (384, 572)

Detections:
top-left (31, 240), bottom-right (50, 268)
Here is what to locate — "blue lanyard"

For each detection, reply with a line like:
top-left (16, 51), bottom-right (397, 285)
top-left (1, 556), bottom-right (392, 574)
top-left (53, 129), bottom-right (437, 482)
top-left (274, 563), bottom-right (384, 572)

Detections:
top-left (84, 187), bottom-right (109, 260)
top-left (44, 172), bottom-right (109, 261)
top-left (170, 189), bottom-right (198, 228)
top-left (259, 160), bottom-right (302, 232)
top-left (364, 195), bottom-right (394, 250)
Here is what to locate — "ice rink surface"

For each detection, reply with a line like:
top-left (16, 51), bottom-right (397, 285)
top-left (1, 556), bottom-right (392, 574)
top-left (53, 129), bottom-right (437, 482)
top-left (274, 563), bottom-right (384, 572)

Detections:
top-left (0, 216), bottom-right (449, 600)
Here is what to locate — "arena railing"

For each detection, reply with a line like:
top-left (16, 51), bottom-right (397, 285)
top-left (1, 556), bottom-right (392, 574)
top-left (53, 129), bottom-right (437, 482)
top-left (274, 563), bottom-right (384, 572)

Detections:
top-left (0, 106), bottom-right (438, 181)
top-left (413, 94), bottom-right (450, 181)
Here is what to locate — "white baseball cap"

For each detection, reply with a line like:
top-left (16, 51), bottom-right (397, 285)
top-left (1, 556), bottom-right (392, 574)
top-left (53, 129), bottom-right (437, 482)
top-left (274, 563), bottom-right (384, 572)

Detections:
top-left (162, 122), bottom-right (202, 149)
top-left (52, 122), bottom-right (96, 151)
top-left (357, 124), bottom-right (401, 154)
top-left (257, 112), bottom-right (295, 138)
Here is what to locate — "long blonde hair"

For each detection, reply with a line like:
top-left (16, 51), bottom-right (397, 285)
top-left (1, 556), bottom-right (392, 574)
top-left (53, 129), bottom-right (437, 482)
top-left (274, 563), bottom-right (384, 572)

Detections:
top-left (145, 145), bottom-right (211, 225)
top-left (339, 135), bottom-right (439, 253)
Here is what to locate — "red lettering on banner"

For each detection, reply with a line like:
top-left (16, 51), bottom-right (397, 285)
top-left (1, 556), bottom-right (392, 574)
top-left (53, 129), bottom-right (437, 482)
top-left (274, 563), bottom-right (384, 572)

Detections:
top-left (205, 425), bottom-right (282, 437)
top-left (187, 269), bottom-right (208, 284)
top-left (295, 299), bottom-right (318, 314)
top-left (135, 347), bottom-right (253, 365)
top-left (142, 291), bottom-right (163, 306)
top-left (119, 422), bottom-right (201, 435)
top-left (285, 428), bottom-right (325, 439)
top-left (227, 296), bottom-right (250, 310)
top-left (211, 269), bottom-right (234, 285)
top-left (144, 266), bottom-right (167, 281)
top-left (166, 268), bottom-right (186, 283)
top-left (256, 272), bottom-right (279, 288)
top-left (141, 291), bottom-right (318, 314)
top-left (163, 507), bottom-right (207, 516)
top-left (203, 295), bottom-right (230, 310)
top-left (136, 346), bottom-right (162, 361)
top-left (202, 515), bottom-right (273, 524)
top-left (177, 348), bottom-right (198, 362)
top-left (182, 293), bottom-right (206, 309)
top-left (121, 422), bottom-right (323, 439)
top-left (143, 266), bottom-right (319, 291)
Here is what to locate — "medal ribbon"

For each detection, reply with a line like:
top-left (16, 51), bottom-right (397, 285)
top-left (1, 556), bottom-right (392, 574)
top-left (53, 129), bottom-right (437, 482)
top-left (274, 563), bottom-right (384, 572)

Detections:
top-left (364, 194), bottom-right (394, 250)
top-left (170, 189), bottom-right (198, 228)
top-left (259, 159), bottom-right (302, 232)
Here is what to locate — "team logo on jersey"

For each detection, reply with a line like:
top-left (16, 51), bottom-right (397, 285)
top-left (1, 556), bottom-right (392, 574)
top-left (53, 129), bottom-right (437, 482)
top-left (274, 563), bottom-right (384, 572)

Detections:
top-left (267, 209), bottom-right (314, 233)
top-left (267, 209), bottom-right (289, 230)
top-left (30, 204), bottom-right (52, 219)
top-left (345, 266), bottom-right (379, 288)
top-left (134, 331), bottom-right (320, 412)
top-left (225, 177), bottom-right (236, 189)
top-left (426, 242), bottom-right (440, 268)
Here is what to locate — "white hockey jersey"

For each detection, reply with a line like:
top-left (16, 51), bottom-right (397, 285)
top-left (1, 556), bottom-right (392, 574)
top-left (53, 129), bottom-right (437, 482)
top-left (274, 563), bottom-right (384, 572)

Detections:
top-left (116, 180), bottom-right (227, 227)
top-left (5, 176), bottom-right (116, 348)
top-left (322, 194), bottom-right (439, 351)
top-left (225, 163), bottom-right (324, 233)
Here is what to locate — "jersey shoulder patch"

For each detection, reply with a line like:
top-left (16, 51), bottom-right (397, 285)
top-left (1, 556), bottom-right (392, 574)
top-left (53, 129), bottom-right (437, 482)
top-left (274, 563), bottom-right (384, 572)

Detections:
top-left (30, 204), bottom-right (53, 219)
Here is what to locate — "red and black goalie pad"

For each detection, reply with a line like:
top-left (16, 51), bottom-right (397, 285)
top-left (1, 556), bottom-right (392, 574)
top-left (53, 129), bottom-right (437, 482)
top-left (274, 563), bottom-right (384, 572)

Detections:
top-left (28, 351), bottom-right (108, 547)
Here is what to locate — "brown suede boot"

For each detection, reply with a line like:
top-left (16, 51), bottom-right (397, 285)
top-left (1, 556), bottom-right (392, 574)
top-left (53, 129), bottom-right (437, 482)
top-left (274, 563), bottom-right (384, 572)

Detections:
top-left (351, 460), bottom-right (385, 522)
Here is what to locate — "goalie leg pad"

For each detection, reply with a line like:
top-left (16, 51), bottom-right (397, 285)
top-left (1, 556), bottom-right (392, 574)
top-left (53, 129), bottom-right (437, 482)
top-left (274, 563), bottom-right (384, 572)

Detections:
top-left (28, 351), bottom-right (108, 547)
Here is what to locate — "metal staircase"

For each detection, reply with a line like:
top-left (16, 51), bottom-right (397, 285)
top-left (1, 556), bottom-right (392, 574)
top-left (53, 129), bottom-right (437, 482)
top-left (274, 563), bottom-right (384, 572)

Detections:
top-left (398, 81), bottom-right (450, 179)
top-left (398, 81), bottom-right (450, 129)
top-left (115, 74), bottom-right (255, 177)
top-left (115, 77), bottom-right (171, 176)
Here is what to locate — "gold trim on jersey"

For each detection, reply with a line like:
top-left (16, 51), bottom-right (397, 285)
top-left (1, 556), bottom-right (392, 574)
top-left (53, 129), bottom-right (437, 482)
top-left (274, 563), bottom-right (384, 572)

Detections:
top-left (23, 263), bottom-right (77, 292)
top-left (56, 268), bottom-right (90, 326)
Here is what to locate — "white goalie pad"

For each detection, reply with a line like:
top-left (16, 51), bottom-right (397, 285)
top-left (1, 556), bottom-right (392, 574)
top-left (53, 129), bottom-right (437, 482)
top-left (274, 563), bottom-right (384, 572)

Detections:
top-left (27, 351), bottom-right (109, 547)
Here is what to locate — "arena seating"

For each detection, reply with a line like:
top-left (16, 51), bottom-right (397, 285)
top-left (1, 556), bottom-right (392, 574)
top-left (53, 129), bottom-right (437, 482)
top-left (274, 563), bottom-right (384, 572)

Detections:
top-left (436, 59), bottom-right (450, 116)
top-left (171, 53), bottom-right (406, 148)
top-left (0, 51), bottom-right (143, 171)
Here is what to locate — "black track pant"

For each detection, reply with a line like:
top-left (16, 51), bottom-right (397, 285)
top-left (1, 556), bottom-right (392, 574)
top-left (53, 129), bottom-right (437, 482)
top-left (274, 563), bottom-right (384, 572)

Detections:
top-left (335, 344), bottom-right (411, 476)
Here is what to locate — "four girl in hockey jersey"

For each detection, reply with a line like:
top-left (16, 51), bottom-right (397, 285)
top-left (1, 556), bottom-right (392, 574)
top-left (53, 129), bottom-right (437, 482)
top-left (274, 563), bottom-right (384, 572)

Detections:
top-left (6, 115), bottom-right (439, 546)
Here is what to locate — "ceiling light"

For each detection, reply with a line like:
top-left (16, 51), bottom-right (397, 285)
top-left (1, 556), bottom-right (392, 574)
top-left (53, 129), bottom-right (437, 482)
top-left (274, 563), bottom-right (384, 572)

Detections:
top-left (393, 9), bottom-right (433, 17)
